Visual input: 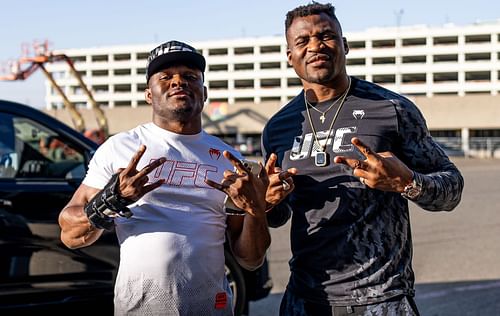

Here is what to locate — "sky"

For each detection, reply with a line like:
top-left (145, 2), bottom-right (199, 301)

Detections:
top-left (1, 0), bottom-right (499, 107)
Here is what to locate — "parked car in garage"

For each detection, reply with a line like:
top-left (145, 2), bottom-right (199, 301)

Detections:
top-left (0, 99), bottom-right (271, 315)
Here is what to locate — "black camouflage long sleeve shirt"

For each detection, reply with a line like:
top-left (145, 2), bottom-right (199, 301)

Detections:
top-left (262, 76), bottom-right (464, 306)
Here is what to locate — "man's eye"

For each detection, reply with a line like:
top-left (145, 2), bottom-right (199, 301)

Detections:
top-left (322, 33), bottom-right (334, 41)
top-left (159, 75), bottom-right (171, 80)
top-left (295, 38), bottom-right (308, 46)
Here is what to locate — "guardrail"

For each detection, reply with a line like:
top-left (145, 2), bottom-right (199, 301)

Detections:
top-left (434, 137), bottom-right (500, 158)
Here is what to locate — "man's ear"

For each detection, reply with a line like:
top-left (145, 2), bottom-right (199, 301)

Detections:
top-left (286, 48), bottom-right (293, 66)
top-left (203, 86), bottom-right (208, 102)
top-left (343, 37), bottom-right (349, 55)
top-left (145, 87), bottom-right (153, 104)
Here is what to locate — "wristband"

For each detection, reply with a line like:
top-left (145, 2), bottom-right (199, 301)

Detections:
top-left (84, 173), bottom-right (134, 230)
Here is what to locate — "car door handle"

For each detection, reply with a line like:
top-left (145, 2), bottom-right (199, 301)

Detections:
top-left (0, 199), bottom-right (13, 207)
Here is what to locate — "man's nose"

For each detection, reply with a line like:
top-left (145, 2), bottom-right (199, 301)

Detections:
top-left (171, 74), bottom-right (187, 87)
top-left (307, 37), bottom-right (324, 52)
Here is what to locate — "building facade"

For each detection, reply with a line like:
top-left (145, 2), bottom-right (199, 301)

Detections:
top-left (44, 21), bottom-right (500, 156)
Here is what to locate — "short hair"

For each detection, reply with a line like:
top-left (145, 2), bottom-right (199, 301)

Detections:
top-left (285, 2), bottom-right (340, 35)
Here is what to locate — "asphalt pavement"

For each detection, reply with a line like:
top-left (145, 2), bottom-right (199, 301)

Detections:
top-left (249, 157), bottom-right (500, 316)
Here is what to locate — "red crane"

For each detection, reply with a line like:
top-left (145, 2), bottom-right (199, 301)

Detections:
top-left (1, 40), bottom-right (108, 143)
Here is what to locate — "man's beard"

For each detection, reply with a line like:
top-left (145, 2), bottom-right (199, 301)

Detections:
top-left (171, 107), bottom-right (194, 122)
top-left (304, 68), bottom-right (335, 84)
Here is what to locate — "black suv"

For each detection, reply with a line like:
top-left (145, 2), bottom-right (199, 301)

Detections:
top-left (0, 99), bottom-right (271, 315)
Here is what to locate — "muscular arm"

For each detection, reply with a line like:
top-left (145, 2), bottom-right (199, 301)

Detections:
top-left (59, 145), bottom-right (165, 249)
top-left (58, 184), bottom-right (103, 249)
top-left (226, 212), bottom-right (270, 271)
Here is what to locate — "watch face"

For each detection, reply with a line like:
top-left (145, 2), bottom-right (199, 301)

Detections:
top-left (403, 182), bottom-right (422, 199)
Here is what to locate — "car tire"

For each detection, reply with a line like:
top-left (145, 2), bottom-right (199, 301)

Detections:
top-left (225, 249), bottom-right (247, 316)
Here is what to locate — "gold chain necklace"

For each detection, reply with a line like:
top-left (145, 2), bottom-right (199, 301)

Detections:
top-left (304, 77), bottom-right (351, 167)
top-left (305, 94), bottom-right (342, 124)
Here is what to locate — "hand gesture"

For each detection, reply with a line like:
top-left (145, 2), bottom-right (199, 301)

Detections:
top-left (334, 137), bottom-right (413, 192)
top-left (205, 151), bottom-right (269, 217)
top-left (117, 145), bottom-right (166, 201)
top-left (264, 153), bottom-right (298, 209)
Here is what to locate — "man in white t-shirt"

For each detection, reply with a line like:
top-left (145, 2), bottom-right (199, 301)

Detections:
top-left (58, 40), bottom-right (296, 315)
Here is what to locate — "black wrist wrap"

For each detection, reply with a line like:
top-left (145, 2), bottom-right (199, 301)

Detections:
top-left (84, 173), bottom-right (134, 230)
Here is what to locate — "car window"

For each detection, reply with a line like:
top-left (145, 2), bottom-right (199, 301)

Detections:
top-left (0, 113), bottom-right (86, 179)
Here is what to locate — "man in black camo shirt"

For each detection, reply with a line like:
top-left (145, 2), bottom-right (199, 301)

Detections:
top-left (261, 2), bottom-right (464, 315)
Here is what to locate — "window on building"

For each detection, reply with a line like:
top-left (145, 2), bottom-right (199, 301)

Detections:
top-left (347, 41), bottom-right (365, 49)
top-left (235, 97), bottom-right (254, 103)
top-left (470, 129), bottom-right (500, 137)
top-left (235, 79), bottom-right (254, 88)
top-left (137, 52), bottom-right (149, 60)
top-left (430, 129), bottom-right (461, 137)
top-left (433, 72), bottom-right (458, 82)
top-left (373, 57), bottom-right (395, 64)
top-left (137, 68), bottom-right (146, 75)
top-left (372, 39), bottom-right (395, 48)
top-left (209, 64), bottom-right (228, 71)
top-left (114, 69), bottom-right (131, 76)
top-left (402, 55), bottom-right (426, 63)
top-left (114, 84), bottom-right (131, 93)
top-left (114, 101), bottom-right (130, 106)
top-left (73, 102), bottom-right (86, 108)
top-left (92, 85), bottom-right (108, 93)
top-left (137, 100), bottom-right (149, 106)
top-left (465, 91), bottom-right (490, 95)
top-left (92, 70), bottom-right (109, 76)
top-left (261, 78), bottom-right (281, 88)
top-left (114, 54), bottom-right (131, 61)
top-left (234, 47), bottom-right (253, 55)
top-left (210, 98), bottom-right (229, 103)
top-left (402, 73), bottom-right (426, 83)
top-left (433, 54), bottom-right (458, 62)
top-left (287, 78), bottom-right (302, 87)
top-left (347, 58), bottom-right (366, 65)
top-left (405, 93), bottom-right (426, 97)
top-left (434, 91), bottom-right (458, 95)
top-left (465, 34), bottom-right (490, 43)
top-left (402, 37), bottom-right (426, 46)
top-left (71, 86), bottom-right (82, 95)
top-left (234, 63), bottom-right (254, 71)
top-left (260, 62), bottom-right (281, 69)
top-left (465, 71), bottom-right (490, 81)
top-left (137, 84), bottom-right (147, 92)
top-left (433, 36), bottom-right (458, 45)
top-left (209, 80), bottom-right (228, 89)
top-left (208, 48), bottom-right (228, 56)
top-left (465, 52), bottom-right (491, 61)
top-left (260, 45), bottom-right (281, 54)
top-left (71, 55), bottom-right (86, 63)
top-left (262, 96), bottom-right (281, 101)
top-left (373, 75), bottom-right (395, 84)
top-left (91, 55), bottom-right (108, 62)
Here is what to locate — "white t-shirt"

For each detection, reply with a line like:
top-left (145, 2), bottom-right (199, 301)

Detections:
top-left (83, 122), bottom-right (241, 316)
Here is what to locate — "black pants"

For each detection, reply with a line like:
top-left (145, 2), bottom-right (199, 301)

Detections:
top-left (279, 289), bottom-right (420, 316)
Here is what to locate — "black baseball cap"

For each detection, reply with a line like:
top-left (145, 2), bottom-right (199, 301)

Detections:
top-left (146, 40), bottom-right (206, 82)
